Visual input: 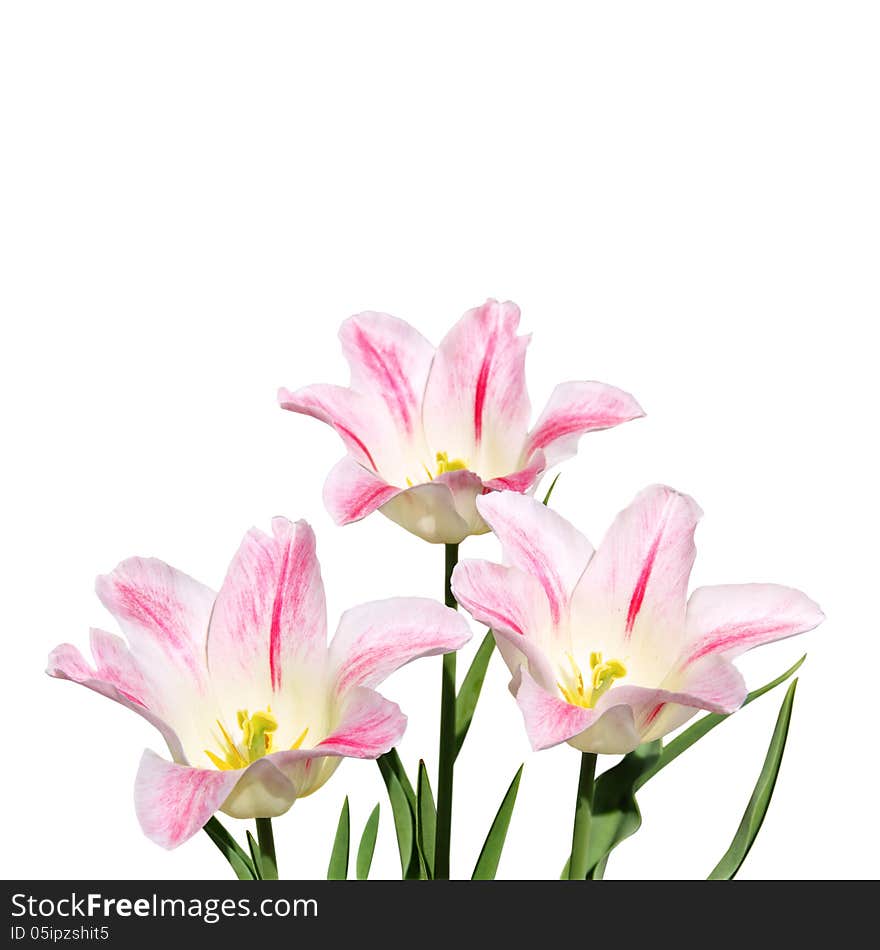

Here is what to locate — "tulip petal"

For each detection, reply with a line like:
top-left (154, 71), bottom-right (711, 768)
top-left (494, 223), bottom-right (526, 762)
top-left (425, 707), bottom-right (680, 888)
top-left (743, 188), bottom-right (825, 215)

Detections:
top-left (378, 479), bottom-right (473, 544)
top-left (47, 635), bottom-right (186, 762)
top-left (682, 584), bottom-right (825, 666)
top-left (476, 491), bottom-right (594, 627)
top-left (323, 456), bottom-right (402, 525)
top-left (339, 311), bottom-right (434, 438)
top-left (330, 597), bottom-right (471, 692)
top-left (135, 750), bottom-right (244, 849)
top-left (278, 383), bottom-right (383, 471)
top-left (451, 559), bottom-right (557, 689)
top-left (514, 668), bottom-right (604, 750)
top-left (570, 485), bottom-right (701, 660)
top-left (314, 686), bottom-right (408, 758)
top-left (525, 380), bottom-right (645, 467)
top-left (95, 558), bottom-right (215, 693)
top-left (208, 518), bottom-right (327, 692)
top-left (482, 450), bottom-right (546, 493)
top-left (422, 299), bottom-right (531, 477)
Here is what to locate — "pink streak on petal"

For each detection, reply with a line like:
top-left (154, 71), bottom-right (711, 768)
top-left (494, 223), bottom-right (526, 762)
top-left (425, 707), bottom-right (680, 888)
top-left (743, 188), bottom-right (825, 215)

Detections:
top-left (349, 323), bottom-right (418, 433)
top-left (482, 451), bottom-right (546, 493)
top-left (315, 687), bottom-right (407, 758)
top-left (323, 457), bottom-right (402, 526)
top-left (624, 523), bottom-right (665, 638)
top-left (684, 621), bottom-right (796, 666)
top-left (643, 702), bottom-right (665, 728)
top-left (515, 668), bottom-right (599, 750)
top-left (335, 424), bottom-right (377, 470)
top-left (330, 597), bottom-right (471, 692)
top-left (135, 751), bottom-right (241, 849)
top-left (268, 539), bottom-right (293, 691)
top-left (473, 345), bottom-right (493, 445)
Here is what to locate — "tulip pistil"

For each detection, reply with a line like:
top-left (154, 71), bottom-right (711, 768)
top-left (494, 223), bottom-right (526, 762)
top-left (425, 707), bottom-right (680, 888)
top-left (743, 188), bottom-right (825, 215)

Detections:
top-left (205, 707), bottom-right (309, 771)
top-left (558, 652), bottom-right (627, 708)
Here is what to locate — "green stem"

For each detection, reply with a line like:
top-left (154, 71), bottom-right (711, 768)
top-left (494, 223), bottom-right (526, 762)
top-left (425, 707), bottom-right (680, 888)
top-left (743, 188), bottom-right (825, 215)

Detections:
top-left (434, 542), bottom-right (459, 879)
top-left (568, 752), bottom-right (597, 880)
top-left (255, 817), bottom-right (278, 880)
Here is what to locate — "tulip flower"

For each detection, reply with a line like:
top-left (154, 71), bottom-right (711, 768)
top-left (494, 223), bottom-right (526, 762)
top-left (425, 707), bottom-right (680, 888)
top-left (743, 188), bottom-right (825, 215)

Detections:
top-left (47, 517), bottom-right (471, 851)
top-left (451, 487), bottom-right (824, 754)
top-left (278, 299), bottom-right (644, 544)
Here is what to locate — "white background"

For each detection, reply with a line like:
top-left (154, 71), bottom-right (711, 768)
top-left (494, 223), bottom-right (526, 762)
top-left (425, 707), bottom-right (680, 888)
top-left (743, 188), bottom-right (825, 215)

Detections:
top-left (2, 2), bottom-right (877, 880)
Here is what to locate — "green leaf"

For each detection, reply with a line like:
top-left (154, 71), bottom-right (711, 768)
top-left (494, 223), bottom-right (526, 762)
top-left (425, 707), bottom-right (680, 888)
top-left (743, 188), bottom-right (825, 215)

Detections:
top-left (355, 803), bottom-right (380, 880)
top-left (202, 817), bottom-right (256, 881)
top-left (246, 831), bottom-right (264, 880)
top-left (377, 755), bottom-right (420, 879)
top-left (379, 748), bottom-right (416, 809)
top-left (708, 679), bottom-right (798, 879)
top-left (471, 765), bottom-right (524, 880)
top-left (416, 760), bottom-right (437, 878)
top-left (327, 796), bottom-right (350, 880)
top-left (541, 473), bottom-right (561, 506)
top-left (454, 630), bottom-right (495, 759)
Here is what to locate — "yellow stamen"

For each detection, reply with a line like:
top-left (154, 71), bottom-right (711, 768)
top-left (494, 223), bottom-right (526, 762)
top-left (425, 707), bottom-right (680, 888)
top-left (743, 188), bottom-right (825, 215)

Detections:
top-left (290, 726), bottom-right (309, 750)
top-left (434, 451), bottom-right (468, 474)
top-left (205, 749), bottom-right (235, 771)
top-left (558, 652), bottom-right (627, 708)
top-left (205, 706), bottom-right (285, 771)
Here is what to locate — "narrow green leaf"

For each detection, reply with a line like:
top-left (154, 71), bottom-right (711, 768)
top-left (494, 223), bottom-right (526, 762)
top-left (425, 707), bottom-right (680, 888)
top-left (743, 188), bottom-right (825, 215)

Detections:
top-left (377, 756), bottom-right (420, 879)
top-left (416, 760), bottom-right (437, 877)
top-left (471, 765), bottom-right (524, 880)
top-left (454, 630), bottom-right (495, 759)
top-left (379, 748), bottom-right (417, 809)
top-left (708, 679), bottom-right (798, 880)
top-left (202, 817), bottom-right (256, 881)
top-left (541, 473), bottom-right (561, 506)
top-left (246, 831), bottom-right (264, 880)
top-left (327, 796), bottom-right (350, 880)
top-left (355, 803), bottom-right (381, 880)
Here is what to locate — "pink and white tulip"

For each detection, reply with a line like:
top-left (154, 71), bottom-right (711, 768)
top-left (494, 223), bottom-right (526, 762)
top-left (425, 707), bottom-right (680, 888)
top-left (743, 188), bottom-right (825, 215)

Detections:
top-left (451, 488), bottom-right (823, 754)
top-left (48, 518), bottom-right (470, 849)
top-left (279, 300), bottom-right (644, 543)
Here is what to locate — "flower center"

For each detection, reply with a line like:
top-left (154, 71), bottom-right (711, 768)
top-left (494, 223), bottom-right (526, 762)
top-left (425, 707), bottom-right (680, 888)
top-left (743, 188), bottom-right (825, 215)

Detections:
top-left (557, 652), bottom-right (627, 708)
top-left (204, 707), bottom-right (309, 771)
top-left (406, 451), bottom-right (470, 486)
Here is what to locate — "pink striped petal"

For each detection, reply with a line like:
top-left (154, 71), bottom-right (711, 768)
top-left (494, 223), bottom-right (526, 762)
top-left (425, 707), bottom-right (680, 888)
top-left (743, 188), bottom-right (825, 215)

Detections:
top-left (476, 491), bottom-right (594, 627)
top-left (134, 751), bottom-right (244, 849)
top-left (525, 380), bottom-right (645, 467)
top-left (451, 559), bottom-right (557, 689)
top-left (323, 456), bottom-right (402, 525)
top-left (570, 485), bottom-right (701, 658)
top-left (207, 519), bottom-right (327, 692)
top-left (313, 686), bottom-right (407, 758)
top-left (682, 583), bottom-right (824, 666)
top-left (47, 634), bottom-right (185, 762)
top-left (95, 558), bottom-right (215, 693)
top-left (422, 300), bottom-right (531, 475)
top-left (611, 658), bottom-right (746, 722)
top-left (514, 668), bottom-right (603, 750)
top-left (330, 597), bottom-right (471, 692)
top-left (482, 450), bottom-right (546, 493)
top-left (278, 383), bottom-right (382, 471)
top-left (339, 311), bottom-right (434, 437)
